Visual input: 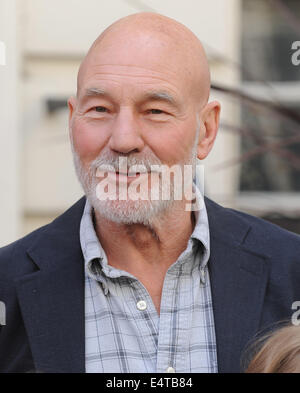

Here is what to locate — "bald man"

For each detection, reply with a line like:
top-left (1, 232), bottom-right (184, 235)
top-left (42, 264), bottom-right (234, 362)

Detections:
top-left (0, 13), bottom-right (300, 374)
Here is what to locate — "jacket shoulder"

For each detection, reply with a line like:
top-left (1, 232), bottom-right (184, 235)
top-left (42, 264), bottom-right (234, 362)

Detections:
top-left (205, 197), bottom-right (300, 301)
top-left (0, 196), bottom-right (86, 280)
top-left (0, 225), bottom-right (49, 281)
top-left (229, 206), bottom-right (300, 246)
top-left (205, 197), bottom-right (300, 254)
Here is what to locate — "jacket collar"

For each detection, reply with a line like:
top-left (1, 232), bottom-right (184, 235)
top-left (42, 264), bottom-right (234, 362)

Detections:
top-left (15, 197), bottom-right (86, 373)
top-left (205, 198), bottom-right (270, 372)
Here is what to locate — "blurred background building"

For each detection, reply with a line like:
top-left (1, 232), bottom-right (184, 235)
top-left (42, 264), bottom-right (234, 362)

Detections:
top-left (0, 0), bottom-right (300, 246)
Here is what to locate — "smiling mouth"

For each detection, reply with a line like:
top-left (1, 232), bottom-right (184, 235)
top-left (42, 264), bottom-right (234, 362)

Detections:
top-left (96, 167), bottom-right (156, 180)
top-left (116, 171), bottom-right (144, 177)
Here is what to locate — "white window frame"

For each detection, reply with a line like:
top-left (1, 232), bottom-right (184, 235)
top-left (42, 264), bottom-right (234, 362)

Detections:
top-left (236, 81), bottom-right (300, 217)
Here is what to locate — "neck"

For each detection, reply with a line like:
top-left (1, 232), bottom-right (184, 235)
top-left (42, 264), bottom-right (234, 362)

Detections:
top-left (93, 200), bottom-right (195, 275)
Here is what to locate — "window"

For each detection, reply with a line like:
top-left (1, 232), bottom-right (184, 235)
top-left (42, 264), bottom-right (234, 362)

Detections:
top-left (240, 0), bottom-right (300, 192)
top-left (239, 0), bottom-right (300, 232)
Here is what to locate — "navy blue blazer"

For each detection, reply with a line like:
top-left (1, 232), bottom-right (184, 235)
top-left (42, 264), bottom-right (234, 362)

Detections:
top-left (0, 196), bottom-right (300, 373)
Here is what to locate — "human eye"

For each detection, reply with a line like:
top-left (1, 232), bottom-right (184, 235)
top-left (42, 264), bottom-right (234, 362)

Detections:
top-left (144, 106), bottom-right (173, 122)
top-left (84, 105), bottom-right (110, 119)
top-left (94, 106), bottom-right (108, 113)
top-left (147, 109), bottom-right (164, 114)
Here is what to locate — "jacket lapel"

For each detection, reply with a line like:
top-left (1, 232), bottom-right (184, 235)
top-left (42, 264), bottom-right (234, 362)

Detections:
top-left (205, 198), bottom-right (270, 373)
top-left (15, 197), bottom-right (86, 373)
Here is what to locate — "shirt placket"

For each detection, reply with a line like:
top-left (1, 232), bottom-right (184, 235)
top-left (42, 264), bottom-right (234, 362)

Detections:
top-left (156, 262), bottom-right (190, 373)
top-left (128, 280), bottom-right (159, 372)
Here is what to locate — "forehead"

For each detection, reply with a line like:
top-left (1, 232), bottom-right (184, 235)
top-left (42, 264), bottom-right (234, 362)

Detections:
top-left (77, 31), bottom-right (195, 100)
top-left (78, 64), bottom-right (188, 106)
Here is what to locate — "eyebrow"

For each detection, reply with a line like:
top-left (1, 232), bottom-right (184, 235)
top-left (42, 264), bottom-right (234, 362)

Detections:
top-left (82, 88), bottom-right (179, 107)
top-left (143, 91), bottom-right (177, 106)
top-left (84, 87), bottom-right (106, 97)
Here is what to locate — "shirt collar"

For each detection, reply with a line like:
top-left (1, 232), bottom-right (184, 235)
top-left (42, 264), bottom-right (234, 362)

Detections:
top-left (80, 183), bottom-right (210, 280)
top-left (190, 184), bottom-right (210, 269)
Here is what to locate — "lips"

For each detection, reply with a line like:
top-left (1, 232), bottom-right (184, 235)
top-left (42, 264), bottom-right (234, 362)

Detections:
top-left (96, 169), bottom-right (141, 177)
top-left (96, 167), bottom-right (151, 182)
top-left (105, 171), bottom-right (148, 184)
top-left (115, 171), bottom-right (147, 182)
top-left (117, 171), bottom-right (142, 177)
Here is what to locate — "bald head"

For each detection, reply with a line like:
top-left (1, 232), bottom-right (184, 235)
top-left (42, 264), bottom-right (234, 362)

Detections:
top-left (77, 12), bottom-right (211, 106)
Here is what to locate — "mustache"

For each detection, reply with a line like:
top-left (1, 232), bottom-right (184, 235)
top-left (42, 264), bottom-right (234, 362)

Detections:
top-left (90, 152), bottom-right (163, 173)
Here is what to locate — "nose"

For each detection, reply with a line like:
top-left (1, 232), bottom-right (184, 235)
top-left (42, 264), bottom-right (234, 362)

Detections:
top-left (108, 107), bottom-right (145, 154)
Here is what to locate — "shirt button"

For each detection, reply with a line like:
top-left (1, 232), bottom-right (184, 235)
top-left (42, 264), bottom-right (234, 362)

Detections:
top-left (136, 300), bottom-right (147, 311)
top-left (166, 366), bottom-right (175, 373)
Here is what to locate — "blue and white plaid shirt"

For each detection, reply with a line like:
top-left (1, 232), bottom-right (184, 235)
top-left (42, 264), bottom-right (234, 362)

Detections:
top-left (80, 187), bottom-right (218, 373)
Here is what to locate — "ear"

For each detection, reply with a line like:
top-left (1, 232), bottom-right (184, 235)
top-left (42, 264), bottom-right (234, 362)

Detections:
top-left (67, 96), bottom-right (77, 138)
top-left (68, 96), bottom-right (77, 123)
top-left (197, 101), bottom-right (221, 160)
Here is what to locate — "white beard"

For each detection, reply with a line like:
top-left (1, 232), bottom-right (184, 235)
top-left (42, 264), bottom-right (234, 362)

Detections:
top-left (71, 127), bottom-right (200, 226)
